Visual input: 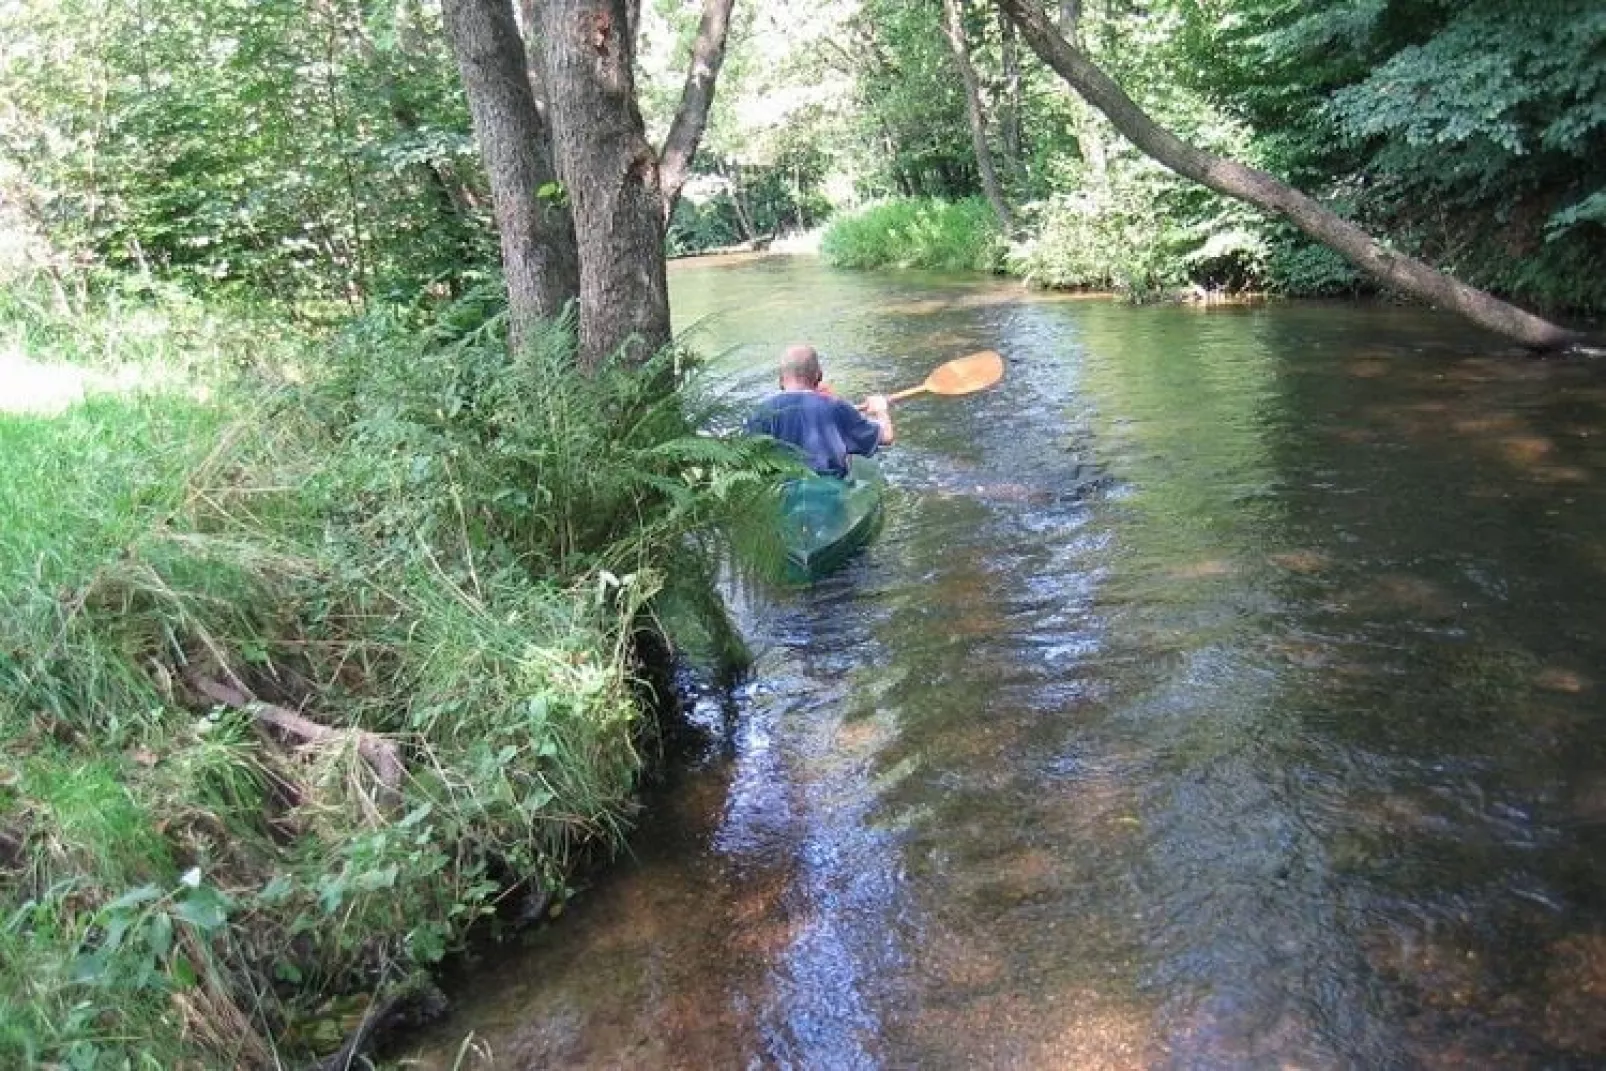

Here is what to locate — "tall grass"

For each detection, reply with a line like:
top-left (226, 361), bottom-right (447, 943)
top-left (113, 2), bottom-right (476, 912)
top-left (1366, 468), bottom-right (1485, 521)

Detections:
top-left (0, 281), bottom-right (783, 1067)
top-left (821, 196), bottom-right (1004, 273)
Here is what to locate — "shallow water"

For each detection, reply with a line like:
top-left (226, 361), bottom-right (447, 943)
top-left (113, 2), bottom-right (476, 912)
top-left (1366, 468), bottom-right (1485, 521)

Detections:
top-left (405, 258), bottom-right (1606, 1069)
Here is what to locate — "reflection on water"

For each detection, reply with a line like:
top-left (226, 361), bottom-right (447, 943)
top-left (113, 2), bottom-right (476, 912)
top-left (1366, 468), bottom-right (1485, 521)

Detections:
top-left (404, 258), bottom-right (1606, 1068)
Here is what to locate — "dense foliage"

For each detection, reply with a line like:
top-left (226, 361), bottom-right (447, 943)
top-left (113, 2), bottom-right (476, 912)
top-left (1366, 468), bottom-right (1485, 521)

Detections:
top-left (808, 0), bottom-right (1605, 311)
top-left (0, 285), bottom-right (780, 1067)
top-left (1, 0), bottom-right (487, 302)
top-left (4, 0), bottom-right (1598, 305)
top-left (821, 197), bottom-right (1003, 273)
top-left (1176, 0), bottom-right (1606, 310)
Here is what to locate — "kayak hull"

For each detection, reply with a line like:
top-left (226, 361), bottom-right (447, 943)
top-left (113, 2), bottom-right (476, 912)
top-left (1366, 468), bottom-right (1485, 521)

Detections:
top-left (778, 456), bottom-right (886, 581)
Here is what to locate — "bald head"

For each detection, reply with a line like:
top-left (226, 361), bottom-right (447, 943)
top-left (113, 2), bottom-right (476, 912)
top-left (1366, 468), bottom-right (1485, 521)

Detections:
top-left (779, 344), bottom-right (823, 389)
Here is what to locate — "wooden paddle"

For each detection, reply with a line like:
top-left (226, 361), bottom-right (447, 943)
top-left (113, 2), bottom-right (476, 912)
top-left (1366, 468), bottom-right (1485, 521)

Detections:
top-left (885, 350), bottom-right (1004, 403)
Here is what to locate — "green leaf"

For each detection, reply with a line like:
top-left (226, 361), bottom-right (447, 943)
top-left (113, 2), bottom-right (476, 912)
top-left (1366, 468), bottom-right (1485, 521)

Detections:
top-left (409, 922), bottom-right (448, 964)
top-left (146, 912), bottom-right (174, 959)
top-left (353, 864), bottom-right (399, 892)
top-left (258, 873), bottom-right (295, 905)
top-left (398, 802), bottom-right (434, 829)
top-left (70, 950), bottom-right (109, 984)
top-left (317, 875), bottom-right (346, 916)
top-left (101, 914), bottom-right (133, 954)
top-left (171, 956), bottom-right (199, 989)
top-left (105, 885), bottom-right (162, 913)
top-left (173, 886), bottom-right (228, 931)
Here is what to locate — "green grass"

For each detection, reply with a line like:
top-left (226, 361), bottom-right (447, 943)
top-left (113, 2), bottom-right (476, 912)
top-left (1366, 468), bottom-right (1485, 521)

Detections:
top-left (0, 280), bottom-right (783, 1067)
top-left (820, 196), bottom-right (1004, 273)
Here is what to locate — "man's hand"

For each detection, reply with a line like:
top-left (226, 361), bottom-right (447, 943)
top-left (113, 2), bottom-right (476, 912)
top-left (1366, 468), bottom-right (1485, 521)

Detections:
top-left (858, 394), bottom-right (895, 446)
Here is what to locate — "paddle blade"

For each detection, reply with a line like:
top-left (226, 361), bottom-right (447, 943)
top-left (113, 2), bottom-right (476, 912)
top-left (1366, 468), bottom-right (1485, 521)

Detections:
top-left (923, 350), bottom-right (1003, 396)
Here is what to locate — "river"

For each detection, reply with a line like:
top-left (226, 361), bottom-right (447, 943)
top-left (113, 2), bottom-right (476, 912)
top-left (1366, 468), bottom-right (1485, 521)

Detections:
top-left (403, 256), bottom-right (1606, 1068)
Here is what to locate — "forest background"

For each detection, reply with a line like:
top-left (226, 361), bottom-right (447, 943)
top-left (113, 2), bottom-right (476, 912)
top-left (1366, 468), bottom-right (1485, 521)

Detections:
top-left (5, 0), bottom-right (1602, 313)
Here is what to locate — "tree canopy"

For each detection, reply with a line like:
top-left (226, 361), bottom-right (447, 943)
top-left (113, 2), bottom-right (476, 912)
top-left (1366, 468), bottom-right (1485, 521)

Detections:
top-left (2, 0), bottom-right (1600, 334)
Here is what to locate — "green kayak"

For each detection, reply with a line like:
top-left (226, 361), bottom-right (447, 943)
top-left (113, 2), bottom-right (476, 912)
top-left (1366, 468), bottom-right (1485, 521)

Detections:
top-left (777, 455), bottom-right (886, 581)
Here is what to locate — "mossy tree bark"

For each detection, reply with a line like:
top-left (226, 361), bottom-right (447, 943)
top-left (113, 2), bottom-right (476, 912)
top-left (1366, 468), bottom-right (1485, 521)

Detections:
top-left (447, 0), bottom-right (733, 368)
top-left (995, 0), bottom-right (1584, 351)
top-left (539, 0), bottom-right (734, 367)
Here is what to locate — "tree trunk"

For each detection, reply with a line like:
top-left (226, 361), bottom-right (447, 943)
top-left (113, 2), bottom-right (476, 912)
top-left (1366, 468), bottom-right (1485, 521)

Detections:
top-left (997, 10), bottom-right (1026, 188)
top-left (542, 0), bottom-right (671, 367)
top-left (994, 0), bottom-right (1582, 350)
top-left (658, 0), bottom-right (736, 220)
top-left (516, 0), bottom-right (550, 122)
top-left (942, 0), bottom-right (1013, 232)
top-left (724, 161), bottom-right (757, 243)
top-left (442, 0), bottom-right (579, 353)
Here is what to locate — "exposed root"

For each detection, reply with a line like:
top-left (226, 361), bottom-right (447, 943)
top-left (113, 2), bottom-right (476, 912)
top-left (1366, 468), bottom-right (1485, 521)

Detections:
top-left (313, 977), bottom-right (448, 1071)
top-left (190, 675), bottom-right (403, 809)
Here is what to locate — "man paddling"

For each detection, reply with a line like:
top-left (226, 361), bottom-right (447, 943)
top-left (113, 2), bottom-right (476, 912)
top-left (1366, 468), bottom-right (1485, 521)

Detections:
top-left (748, 344), bottom-right (894, 478)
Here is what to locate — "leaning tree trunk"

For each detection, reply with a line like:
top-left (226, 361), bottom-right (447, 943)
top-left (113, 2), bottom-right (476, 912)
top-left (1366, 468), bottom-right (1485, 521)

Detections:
top-left (942, 0), bottom-right (1013, 232)
top-left (994, 0), bottom-right (1582, 351)
top-left (442, 0), bottom-right (579, 353)
top-left (658, 0), bottom-right (735, 220)
top-left (542, 0), bottom-right (672, 367)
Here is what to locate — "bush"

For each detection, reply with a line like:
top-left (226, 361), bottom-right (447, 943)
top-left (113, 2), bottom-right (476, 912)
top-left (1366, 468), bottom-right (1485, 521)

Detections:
top-left (1009, 150), bottom-right (1272, 301)
top-left (0, 282), bottom-right (781, 1067)
top-left (821, 197), bottom-right (1004, 273)
top-left (1263, 232), bottom-right (1365, 297)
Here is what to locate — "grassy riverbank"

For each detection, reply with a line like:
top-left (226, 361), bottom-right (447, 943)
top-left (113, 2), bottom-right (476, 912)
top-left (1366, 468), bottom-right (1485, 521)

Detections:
top-left (0, 281), bottom-right (774, 1067)
top-left (819, 192), bottom-right (1283, 301)
top-left (822, 190), bottom-right (1606, 316)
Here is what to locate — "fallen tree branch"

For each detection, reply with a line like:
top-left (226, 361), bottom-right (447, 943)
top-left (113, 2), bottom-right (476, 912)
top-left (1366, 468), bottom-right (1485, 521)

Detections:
top-left (191, 676), bottom-right (404, 796)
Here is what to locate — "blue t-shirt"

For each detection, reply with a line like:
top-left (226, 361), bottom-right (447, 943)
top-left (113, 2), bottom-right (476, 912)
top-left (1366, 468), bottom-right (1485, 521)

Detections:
top-left (748, 390), bottom-right (882, 477)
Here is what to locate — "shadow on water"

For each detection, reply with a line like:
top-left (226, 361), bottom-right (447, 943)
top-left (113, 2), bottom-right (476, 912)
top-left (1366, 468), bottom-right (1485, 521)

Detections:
top-left (403, 258), bottom-right (1606, 1069)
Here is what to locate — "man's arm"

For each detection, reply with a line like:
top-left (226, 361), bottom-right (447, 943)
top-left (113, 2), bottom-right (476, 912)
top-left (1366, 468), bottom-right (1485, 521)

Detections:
top-left (835, 396), bottom-right (891, 458)
top-left (860, 394), bottom-right (895, 446)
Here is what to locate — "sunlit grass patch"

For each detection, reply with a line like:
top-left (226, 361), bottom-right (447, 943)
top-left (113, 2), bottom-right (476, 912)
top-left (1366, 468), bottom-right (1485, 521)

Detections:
top-left (821, 197), bottom-right (1004, 273)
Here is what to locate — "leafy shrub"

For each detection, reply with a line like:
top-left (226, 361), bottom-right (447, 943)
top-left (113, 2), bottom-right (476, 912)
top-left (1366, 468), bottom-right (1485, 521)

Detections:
top-left (1263, 233), bottom-right (1365, 297)
top-left (821, 197), bottom-right (1004, 273)
top-left (1011, 184), bottom-right (1192, 299)
top-left (667, 196), bottom-right (747, 256)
